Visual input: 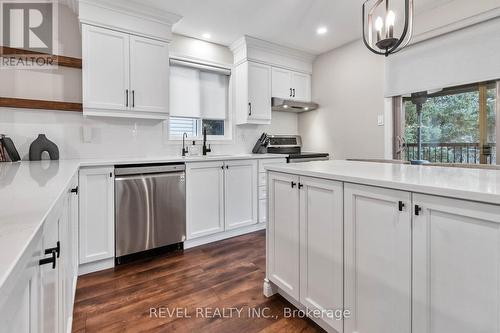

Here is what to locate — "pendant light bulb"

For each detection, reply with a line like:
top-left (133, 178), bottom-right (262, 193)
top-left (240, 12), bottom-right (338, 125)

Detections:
top-left (386, 10), bottom-right (396, 27)
top-left (375, 16), bottom-right (384, 31)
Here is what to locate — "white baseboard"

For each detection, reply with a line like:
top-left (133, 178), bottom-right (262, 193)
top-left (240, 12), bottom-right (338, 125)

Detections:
top-left (184, 223), bottom-right (266, 249)
top-left (78, 258), bottom-right (114, 276)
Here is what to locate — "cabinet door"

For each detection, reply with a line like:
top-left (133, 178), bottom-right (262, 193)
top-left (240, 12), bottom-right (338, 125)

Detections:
top-left (299, 177), bottom-right (343, 332)
top-left (291, 72), bottom-right (311, 101)
top-left (82, 24), bottom-right (130, 112)
top-left (40, 213), bottom-right (60, 333)
top-left (130, 36), bottom-right (169, 115)
top-left (0, 236), bottom-right (42, 333)
top-left (248, 62), bottom-right (272, 121)
top-left (79, 167), bottom-right (115, 264)
top-left (224, 159), bottom-right (257, 230)
top-left (268, 172), bottom-right (300, 299)
top-left (272, 67), bottom-right (292, 99)
top-left (186, 161), bottom-right (224, 239)
top-left (344, 183), bottom-right (411, 333)
top-left (413, 194), bottom-right (500, 333)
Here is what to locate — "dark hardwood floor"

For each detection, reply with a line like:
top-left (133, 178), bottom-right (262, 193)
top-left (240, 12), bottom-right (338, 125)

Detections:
top-left (72, 230), bottom-right (324, 333)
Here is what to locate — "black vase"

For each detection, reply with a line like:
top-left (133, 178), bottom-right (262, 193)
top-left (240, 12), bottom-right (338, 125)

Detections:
top-left (29, 134), bottom-right (59, 161)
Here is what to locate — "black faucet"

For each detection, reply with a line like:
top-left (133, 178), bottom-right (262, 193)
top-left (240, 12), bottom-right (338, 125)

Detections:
top-left (202, 127), bottom-right (211, 155)
top-left (182, 132), bottom-right (188, 156)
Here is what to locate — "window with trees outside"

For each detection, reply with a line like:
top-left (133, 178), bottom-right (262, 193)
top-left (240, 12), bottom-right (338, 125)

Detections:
top-left (396, 82), bottom-right (498, 165)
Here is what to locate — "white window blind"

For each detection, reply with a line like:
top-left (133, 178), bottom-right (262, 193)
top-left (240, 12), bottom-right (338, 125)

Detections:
top-left (385, 17), bottom-right (500, 97)
top-left (169, 60), bottom-right (229, 119)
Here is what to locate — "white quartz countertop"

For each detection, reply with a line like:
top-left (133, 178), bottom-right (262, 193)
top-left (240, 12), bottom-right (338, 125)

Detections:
top-left (266, 160), bottom-right (500, 205)
top-left (0, 153), bottom-right (284, 292)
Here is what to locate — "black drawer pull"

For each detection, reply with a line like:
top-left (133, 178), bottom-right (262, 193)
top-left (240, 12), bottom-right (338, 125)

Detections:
top-left (415, 204), bottom-right (422, 216)
top-left (71, 186), bottom-right (78, 194)
top-left (39, 250), bottom-right (56, 269)
top-left (291, 181), bottom-right (296, 188)
top-left (398, 201), bottom-right (405, 211)
top-left (45, 241), bottom-right (60, 258)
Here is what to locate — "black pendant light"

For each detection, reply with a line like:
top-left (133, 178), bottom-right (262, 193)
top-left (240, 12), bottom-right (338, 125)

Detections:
top-left (362, 0), bottom-right (414, 56)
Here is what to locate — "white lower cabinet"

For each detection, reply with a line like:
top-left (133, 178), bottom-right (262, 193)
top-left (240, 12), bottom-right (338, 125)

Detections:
top-left (299, 176), bottom-right (343, 332)
top-left (0, 176), bottom-right (78, 333)
top-left (186, 161), bottom-right (225, 239)
top-left (268, 172), bottom-right (300, 298)
top-left (412, 194), bottom-right (500, 333)
top-left (78, 167), bottom-right (115, 264)
top-left (258, 158), bottom-right (286, 224)
top-left (224, 159), bottom-right (257, 230)
top-left (268, 172), bottom-right (343, 331)
top-left (344, 183), bottom-right (412, 333)
top-left (186, 159), bottom-right (258, 240)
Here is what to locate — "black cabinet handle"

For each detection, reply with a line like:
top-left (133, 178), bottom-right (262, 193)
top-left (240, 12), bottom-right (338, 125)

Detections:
top-left (290, 88), bottom-right (293, 97)
top-left (132, 90), bottom-right (135, 108)
top-left (221, 165), bottom-right (224, 170)
top-left (226, 165), bottom-right (229, 169)
top-left (291, 181), bottom-right (297, 188)
top-left (298, 183), bottom-right (303, 189)
top-left (293, 88), bottom-right (296, 97)
top-left (398, 201), bottom-right (405, 211)
top-left (45, 241), bottom-right (60, 258)
top-left (248, 102), bottom-right (252, 116)
top-left (71, 186), bottom-right (78, 195)
top-left (126, 89), bottom-right (129, 107)
top-left (415, 204), bottom-right (422, 216)
top-left (39, 250), bottom-right (56, 269)
top-left (110, 172), bottom-right (113, 178)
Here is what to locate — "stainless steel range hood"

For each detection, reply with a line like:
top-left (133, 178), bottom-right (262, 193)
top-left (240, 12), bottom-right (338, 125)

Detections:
top-left (271, 97), bottom-right (319, 112)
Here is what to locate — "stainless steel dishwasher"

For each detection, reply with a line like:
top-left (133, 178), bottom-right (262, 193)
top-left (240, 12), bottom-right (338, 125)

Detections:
top-left (114, 163), bottom-right (186, 264)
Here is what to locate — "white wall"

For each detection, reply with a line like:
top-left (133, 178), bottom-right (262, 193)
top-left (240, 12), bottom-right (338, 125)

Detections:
top-left (298, 40), bottom-right (385, 160)
top-left (0, 6), bottom-right (298, 160)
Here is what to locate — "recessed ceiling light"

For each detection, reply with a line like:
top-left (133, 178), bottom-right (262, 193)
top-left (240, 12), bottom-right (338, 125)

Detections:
top-left (202, 33), bottom-right (211, 39)
top-left (316, 26), bottom-right (328, 35)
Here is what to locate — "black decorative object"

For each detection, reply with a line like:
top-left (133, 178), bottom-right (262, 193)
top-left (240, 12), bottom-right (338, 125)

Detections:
top-left (29, 134), bottom-right (59, 161)
top-left (362, 0), bottom-right (414, 57)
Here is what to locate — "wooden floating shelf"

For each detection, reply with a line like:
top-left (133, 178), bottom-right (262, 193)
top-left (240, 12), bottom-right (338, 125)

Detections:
top-left (0, 46), bottom-right (82, 69)
top-left (0, 97), bottom-right (83, 112)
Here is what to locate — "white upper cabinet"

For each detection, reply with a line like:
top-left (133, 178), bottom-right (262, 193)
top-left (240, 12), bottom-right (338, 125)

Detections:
top-left (344, 183), bottom-right (412, 333)
top-left (272, 67), bottom-right (311, 102)
top-left (412, 194), bottom-right (500, 333)
top-left (82, 25), bottom-right (170, 120)
top-left (290, 71), bottom-right (311, 101)
top-left (230, 36), bottom-right (315, 124)
top-left (234, 61), bottom-right (272, 125)
top-left (130, 36), bottom-right (169, 114)
top-left (82, 25), bottom-right (130, 112)
top-left (271, 67), bottom-right (293, 99)
top-left (224, 159), bottom-right (257, 230)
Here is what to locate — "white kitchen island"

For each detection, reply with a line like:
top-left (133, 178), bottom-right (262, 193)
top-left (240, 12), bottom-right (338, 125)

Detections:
top-left (264, 160), bottom-right (500, 333)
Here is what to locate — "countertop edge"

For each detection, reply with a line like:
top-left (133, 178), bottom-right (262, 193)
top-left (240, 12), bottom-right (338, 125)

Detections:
top-left (265, 164), bottom-right (500, 206)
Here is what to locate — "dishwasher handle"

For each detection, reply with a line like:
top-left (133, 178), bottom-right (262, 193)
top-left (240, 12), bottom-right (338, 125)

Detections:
top-left (115, 164), bottom-right (185, 176)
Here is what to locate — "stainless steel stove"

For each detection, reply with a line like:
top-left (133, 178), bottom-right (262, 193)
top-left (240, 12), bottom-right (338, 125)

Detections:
top-left (253, 134), bottom-right (329, 163)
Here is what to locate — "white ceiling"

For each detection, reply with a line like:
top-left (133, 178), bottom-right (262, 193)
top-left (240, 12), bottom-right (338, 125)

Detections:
top-left (139, 0), bottom-right (445, 55)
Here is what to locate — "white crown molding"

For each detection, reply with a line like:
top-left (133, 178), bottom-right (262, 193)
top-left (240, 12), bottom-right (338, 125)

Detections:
top-left (230, 35), bottom-right (316, 63)
top-left (78, 0), bottom-right (182, 42)
top-left (78, 0), bottom-right (181, 25)
top-left (230, 35), bottom-right (316, 73)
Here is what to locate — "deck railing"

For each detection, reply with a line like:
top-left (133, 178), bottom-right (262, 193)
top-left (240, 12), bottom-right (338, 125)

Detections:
top-left (405, 143), bottom-right (496, 164)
